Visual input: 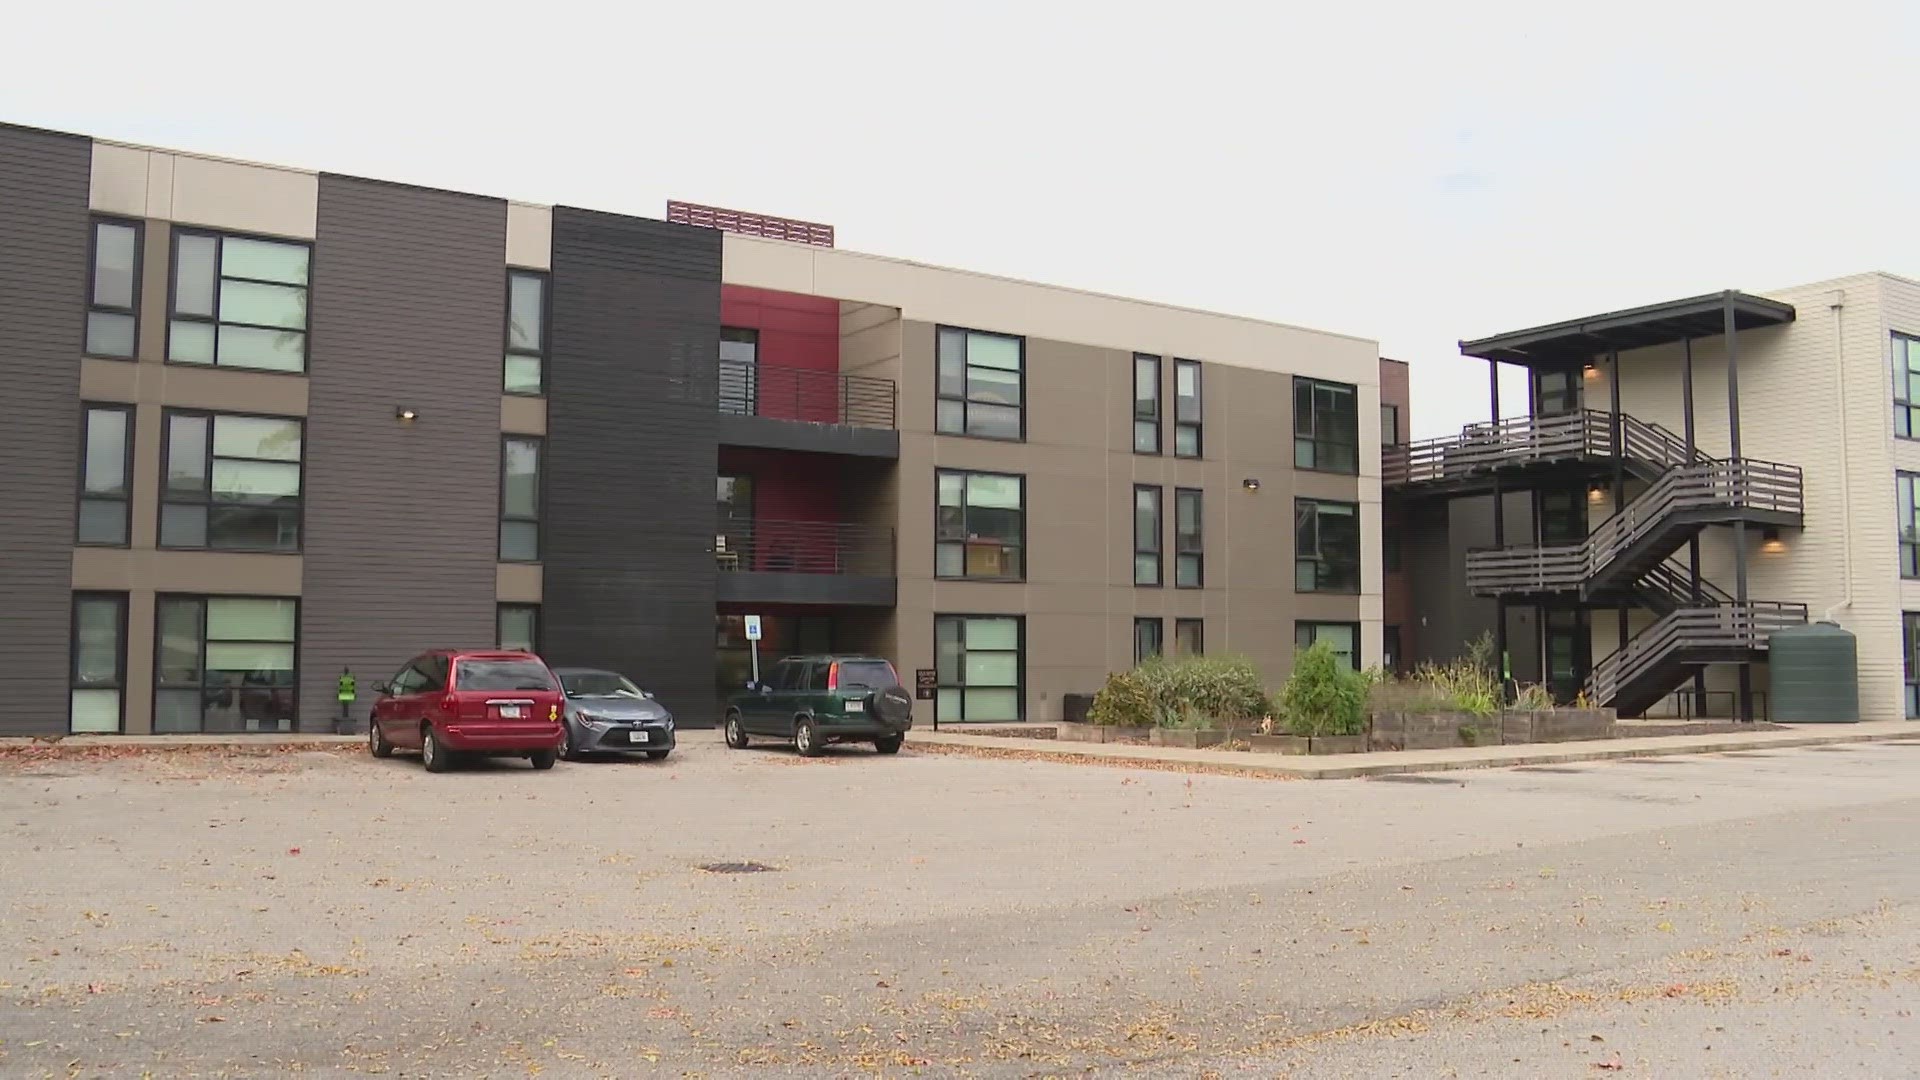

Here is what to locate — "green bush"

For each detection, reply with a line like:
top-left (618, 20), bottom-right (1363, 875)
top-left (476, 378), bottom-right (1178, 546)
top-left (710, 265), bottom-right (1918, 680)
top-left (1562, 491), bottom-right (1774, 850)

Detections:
top-left (1280, 642), bottom-right (1367, 737)
top-left (1085, 654), bottom-right (1273, 728)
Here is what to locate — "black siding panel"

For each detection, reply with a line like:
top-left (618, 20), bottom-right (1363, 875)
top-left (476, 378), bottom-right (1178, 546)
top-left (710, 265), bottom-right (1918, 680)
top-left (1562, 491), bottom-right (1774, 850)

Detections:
top-left (0, 126), bottom-right (89, 735)
top-left (547, 209), bottom-right (719, 724)
top-left (716, 413), bottom-right (899, 458)
top-left (715, 572), bottom-right (897, 608)
top-left (301, 176), bottom-right (507, 729)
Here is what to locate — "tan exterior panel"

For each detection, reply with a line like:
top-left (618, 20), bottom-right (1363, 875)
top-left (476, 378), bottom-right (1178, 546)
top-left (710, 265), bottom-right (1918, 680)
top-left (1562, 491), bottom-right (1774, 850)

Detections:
top-left (81, 357), bottom-right (308, 415)
top-left (496, 563), bottom-right (544, 603)
top-left (506, 203), bottom-right (552, 270)
top-left (500, 395), bottom-right (548, 435)
top-left (72, 548), bottom-right (303, 594)
top-left (91, 141), bottom-right (318, 239)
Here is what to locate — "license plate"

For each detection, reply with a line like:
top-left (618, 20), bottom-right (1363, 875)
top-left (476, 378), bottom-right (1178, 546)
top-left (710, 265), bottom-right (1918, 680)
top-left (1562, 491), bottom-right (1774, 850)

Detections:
top-left (845, 700), bottom-right (864, 713)
top-left (630, 730), bottom-right (649, 744)
top-left (498, 705), bottom-right (523, 719)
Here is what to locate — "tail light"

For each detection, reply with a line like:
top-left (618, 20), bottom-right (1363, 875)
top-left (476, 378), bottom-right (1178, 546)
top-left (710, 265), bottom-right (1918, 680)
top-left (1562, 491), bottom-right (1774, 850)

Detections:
top-left (440, 693), bottom-right (458, 715)
top-left (826, 662), bottom-right (839, 690)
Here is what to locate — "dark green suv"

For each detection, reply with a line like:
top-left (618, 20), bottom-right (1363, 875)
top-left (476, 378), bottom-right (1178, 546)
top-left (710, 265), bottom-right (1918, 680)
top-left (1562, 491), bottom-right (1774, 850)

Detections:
top-left (724, 655), bottom-right (914, 756)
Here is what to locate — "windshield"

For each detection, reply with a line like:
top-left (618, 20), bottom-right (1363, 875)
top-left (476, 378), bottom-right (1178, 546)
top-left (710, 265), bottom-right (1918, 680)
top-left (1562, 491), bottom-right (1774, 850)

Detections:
top-left (455, 659), bottom-right (558, 692)
top-left (835, 660), bottom-right (897, 690)
top-left (561, 672), bottom-right (645, 699)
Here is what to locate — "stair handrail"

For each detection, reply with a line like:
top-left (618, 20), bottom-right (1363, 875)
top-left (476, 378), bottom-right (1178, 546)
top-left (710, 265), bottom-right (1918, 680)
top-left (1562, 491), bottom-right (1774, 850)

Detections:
top-left (1587, 601), bottom-right (1808, 706)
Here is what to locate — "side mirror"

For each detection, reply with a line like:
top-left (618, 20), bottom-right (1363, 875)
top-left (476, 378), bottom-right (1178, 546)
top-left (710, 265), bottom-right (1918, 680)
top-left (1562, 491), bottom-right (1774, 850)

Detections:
top-left (371, 681), bottom-right (390, 696)
top-left (743, 681), bottom-right (757, 691)
top-left (759, 684), bottom-right (774, 695)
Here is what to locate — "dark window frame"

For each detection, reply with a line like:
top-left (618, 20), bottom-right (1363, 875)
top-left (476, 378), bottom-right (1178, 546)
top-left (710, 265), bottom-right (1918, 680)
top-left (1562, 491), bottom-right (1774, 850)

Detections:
top-left (497, 603), bottom-right (541, 653)
top-left (1383, 624), bottom-right (1402, 675)
top-left (1133, 484), bottom-right (1163, 587)
top-left (934, 324), bottom-right (1027, 443)
top-left (1174, 359), bottom-right (1203, 458)
top-left (1900, 472), bottom-right (1920, 579)
top-left (1174, 487), bottom-right (1203, 588)
top-left (1174, 618), bottom-right (1204, 658)
top-left (158, 407), bottom-right (307, 553)
top-left (1296, 497), bottom-right (1361, 595)
top-left (164, 227), bottom-right (314, 374)
top-left (500, 435), bottom-right (544, 563)
top-left (1380, 403), bottom-right (1401, 447)
top-left (1535, 366), bottom-right (1582, 417)
top-left (504, 268), bottom-right (550, 397)
top-left (153, 594), bottom-right (301, 734)
top-left (1293, 376), bottom-right (1359, 475)
top-left (84, 215), bottom-right (143, 360)
top-left (1133, 353), bottom-right (1162, 455)
top-left (1133, 617), bottom-right (1164, 665)
top-left (933, 614), bottom-right (1026, 723)
top-left (1896, 334), bottom-right (1920, 440)
top-left (1905, 612), bottom-right (1920, 719)
top-left (70, 591), bottom-right (129, 734)
top-left (935, 468), bottom-right (1026, 582)
top-left (718, 326), bottom-right (760, 415)
top-left (77, 402), bottom-right (135, 547)
top-left (1296, 620), bottom-right (1361, 671)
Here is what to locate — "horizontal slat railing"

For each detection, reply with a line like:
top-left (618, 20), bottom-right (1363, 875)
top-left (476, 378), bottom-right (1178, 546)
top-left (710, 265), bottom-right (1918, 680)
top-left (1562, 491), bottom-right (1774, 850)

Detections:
top-left (718, 358), bottom-right (897, 430)
top-left (714, 519), bottom-right (896, 576)
top-left (1384, 408), bottom-right (1717, 487)
top-left (1587, 602), bottom-right (1807, 707)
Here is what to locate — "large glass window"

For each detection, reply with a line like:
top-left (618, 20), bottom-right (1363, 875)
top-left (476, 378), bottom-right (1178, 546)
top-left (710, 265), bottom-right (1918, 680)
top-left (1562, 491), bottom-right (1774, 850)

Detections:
top-left (1296, 621), bottom-right (1360, 671)
top-left (168, 231), bottom-right (310, 372)
top-left (1174, 618), bottom-right (1204, 658)
top-left (1901, 473), bottom-right (1920, 579)
top-left (1174, 359), bottom-right (1202, 457)
top-left (1539, 488), bottom-right (1589, 545)
top-left (1133, 354), bottom-right (1161, 454)
top-left (1133, 618), bottom-right (1163, 665)
top-left (936, 326), bottom-right (1024, 440)
top-left (1896, 334), bottom-right (1920, 439)
top-left (505, 270), bottom-right (548, 395)
top-left (936, 470), bottom-right (1024, 580)
top-left (1296, 498), bottom-right (1360, 594)
top-left (501, 437), bottom-right (542, 562)
top-left (1175, 488), bottom-right (1203, 588)
top-left (70, 593), bottom-right (127, 733)
top-left (498, 604), bottom-right (540, 652)
top-left (1293, 377), bottom-right (1358, 473)
top-left (155, 596), bottom-right (298, 733)
top-left (160, 411), bottom-right (303, 552)
top-left (718, 328), bottom-right (760, 415)
top-left (78, 404), bottom-right (133, 546)
top-left (1905, 612), bottom-right (1920, 719)
top-left (934, 615), bottom-right (1022, 722)
top-left (1134, 485), bottom-right (1162, 586)
top-left (86, 218), bottom-right (141, 358)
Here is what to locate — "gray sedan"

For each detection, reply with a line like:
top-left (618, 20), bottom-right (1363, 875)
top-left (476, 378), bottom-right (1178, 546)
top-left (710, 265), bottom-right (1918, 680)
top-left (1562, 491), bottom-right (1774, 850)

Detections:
top-left (553, 667), bottom-right (676, 762)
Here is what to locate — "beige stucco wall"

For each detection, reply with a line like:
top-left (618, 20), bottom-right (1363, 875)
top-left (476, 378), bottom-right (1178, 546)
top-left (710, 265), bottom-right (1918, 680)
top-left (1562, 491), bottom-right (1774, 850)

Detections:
top-left (91, 141), bottom-right (319, 239)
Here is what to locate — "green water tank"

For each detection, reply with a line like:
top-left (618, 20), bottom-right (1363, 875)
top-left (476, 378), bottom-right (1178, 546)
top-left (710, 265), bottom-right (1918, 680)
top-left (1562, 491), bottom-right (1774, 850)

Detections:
top-left (1768, 621), bottom-right (1859, 723)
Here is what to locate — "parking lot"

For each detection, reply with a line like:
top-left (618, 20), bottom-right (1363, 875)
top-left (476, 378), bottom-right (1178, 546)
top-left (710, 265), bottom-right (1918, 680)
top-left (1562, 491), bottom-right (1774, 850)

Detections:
top-left (2, 736), bottom-right (1918, 1076)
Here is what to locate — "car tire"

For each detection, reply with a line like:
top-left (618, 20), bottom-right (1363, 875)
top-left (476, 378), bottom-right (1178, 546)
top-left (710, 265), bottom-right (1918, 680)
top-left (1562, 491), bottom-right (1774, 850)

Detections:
top-left (529, 748), bottom-right (558, 770)
top-left (875, 734), bottom-right (904, 755)
top-left (794, 717), bottom-right (823, 757)
top-left (368, 720), bottom-right (394, 759)
top-left (724, 713), bottom-right (749, 749)
top-left (646, 749), bottom-right (671, 761)
top-left (421, 726), bottom-right (452, 773)
top-left (557, 724), bottom-right (580, 762)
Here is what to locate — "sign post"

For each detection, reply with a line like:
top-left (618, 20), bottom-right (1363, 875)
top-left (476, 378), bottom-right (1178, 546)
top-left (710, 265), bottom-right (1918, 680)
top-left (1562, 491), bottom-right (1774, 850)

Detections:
top-left (336, 668), bottom-right (357, 734)
top-left (915, 668), bottom-right (938, 730)
top-left (744, 615), bottom-right (762, 687)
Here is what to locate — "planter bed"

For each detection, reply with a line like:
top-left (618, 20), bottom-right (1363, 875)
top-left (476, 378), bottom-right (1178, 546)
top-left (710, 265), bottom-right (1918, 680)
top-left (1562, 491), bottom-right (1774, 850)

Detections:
top-left (1502, 709), bottom-right (1615, 744)
top-left (1308, 734), bottom-right (1368, 755)
top-left (1054, 721), bottom-right (1154, 744)
top-left (1246, 734), bottom-right (1309, 755)
top-left (1369, 711), bottom-right (1502, 751)
top-left (1148, 728), bottom-right (1229, 749)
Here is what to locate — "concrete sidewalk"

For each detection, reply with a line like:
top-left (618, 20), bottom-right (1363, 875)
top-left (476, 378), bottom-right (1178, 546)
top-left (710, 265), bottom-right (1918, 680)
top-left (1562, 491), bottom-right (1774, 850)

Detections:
top-left (907, 720), bottom-right (1920, 779)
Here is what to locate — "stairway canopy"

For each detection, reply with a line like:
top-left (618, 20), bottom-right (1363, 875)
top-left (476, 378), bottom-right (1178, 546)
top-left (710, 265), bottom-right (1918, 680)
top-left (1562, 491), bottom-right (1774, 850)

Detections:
top-left (1459, 291), bottom-right (1797, 368)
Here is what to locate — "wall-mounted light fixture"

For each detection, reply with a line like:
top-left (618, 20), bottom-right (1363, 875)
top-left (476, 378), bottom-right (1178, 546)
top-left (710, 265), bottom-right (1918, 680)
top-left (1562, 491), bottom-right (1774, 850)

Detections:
top-left (1242, 478), bottom-right (1261, 492)
top-left (1761, 527), bottom-right (1784, 553)
top-left (395, 406), bottom-right (418, 422)
top-left (1583, 363), bottom-right (1599, 379)
top-left (1587, 483), bottom-right (1605, 503)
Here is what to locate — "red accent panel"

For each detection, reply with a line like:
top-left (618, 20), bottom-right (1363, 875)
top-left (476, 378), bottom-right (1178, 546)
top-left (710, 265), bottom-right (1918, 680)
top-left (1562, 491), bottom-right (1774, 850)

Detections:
top-left (721, 286), bottom-right (843, 425)
top-left (719, 447), bottom-right (842, 571)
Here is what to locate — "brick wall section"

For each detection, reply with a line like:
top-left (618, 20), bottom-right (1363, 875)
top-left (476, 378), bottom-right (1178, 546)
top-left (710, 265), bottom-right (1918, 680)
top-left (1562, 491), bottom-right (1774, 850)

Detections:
top-left (300, 176), bottom-right (507, 730)
top-left (546, 209), bottom-right (721, 723)
top-left (0, 125), bottom-right (90, 735)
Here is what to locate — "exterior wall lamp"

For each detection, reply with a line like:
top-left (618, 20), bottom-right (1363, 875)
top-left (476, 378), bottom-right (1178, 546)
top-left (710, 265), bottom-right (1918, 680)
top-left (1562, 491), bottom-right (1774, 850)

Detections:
top-left (395, 407), bottom-right (418, 422)
top-left (1242, 478), bottom-right (1261, 492)
top-left (1761, 527), bottom-right (1784, 553)
top-left (1583, 363), bottom-right (1599, 379)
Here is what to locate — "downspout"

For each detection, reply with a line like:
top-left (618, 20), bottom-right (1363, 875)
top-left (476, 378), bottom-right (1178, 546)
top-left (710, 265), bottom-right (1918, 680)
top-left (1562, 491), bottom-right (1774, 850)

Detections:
top-left (1822, 289), bottom-right (1853, 623)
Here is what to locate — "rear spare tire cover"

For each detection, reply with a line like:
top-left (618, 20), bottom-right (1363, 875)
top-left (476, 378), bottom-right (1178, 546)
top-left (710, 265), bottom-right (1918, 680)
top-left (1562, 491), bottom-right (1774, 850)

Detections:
top-left (870, 685), bottom-right (913, 725)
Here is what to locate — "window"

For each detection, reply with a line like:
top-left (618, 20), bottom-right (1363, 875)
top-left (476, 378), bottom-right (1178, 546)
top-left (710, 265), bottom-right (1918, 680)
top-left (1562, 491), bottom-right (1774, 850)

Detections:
top-left (1536, 368), bottom-right (1580, 417)
top-left (86, 218), bottom-right (141, 357)
top-left (718, 327), bottom-right (759, 415)
top-left (505, 270), bottom-right (548, 395)
top-left (1293, 377), bottom-right (1358, 473)
top-left (1383, 625), bottom-right (1401, 674)
top-left (1174, 618), bottom-right (1204, 658)
top-left (455, 656), bottom-right (556, 691)
top-left (1906, 612), bottom-right (1920, 718)
top-left (155, 596), bottom-right (298, 733)
top-left (936, 469), bottom-right (1024, 580)
top-left (1174, 359), bottom-right (1202, 457)
top-left (168, 230), bottom-right (310, 372)
top-left (936, 326), bottom-right (1023, 440)
top-left (1896, 334), bottom-right (1920, 438)
top-left (70, 593), bottom-right (127, 733)
top-left (1134, 618), bottom-right (1164, 665)
top-left (1539, 488), bottom-right (1588, 545)
top-left (1380, 403), bottom-right (1401, 446)
top-left (501, 437), bottom-right (542, 562)
top-left (160, 411), bottom-right (304, 551)
top-left (1133, 354), bottom-right (1161, 453)
top-left (498, 604), bottom-right (540, 652)
top-left (1296, 498), bottom-right (1360, 593)
top-left (1134, 485), bottom-right (1162, 586)
top-left (77, 404), bottom-right (133, 546)
top-left (1901, 473), bottom-right (1920, 579)
top-left (1175, 488), bottom-right (1203, 588)
top-left (1296, 621), bottom-right (1360, 671)
top-left (935, 615), bottom-right (1022, 722)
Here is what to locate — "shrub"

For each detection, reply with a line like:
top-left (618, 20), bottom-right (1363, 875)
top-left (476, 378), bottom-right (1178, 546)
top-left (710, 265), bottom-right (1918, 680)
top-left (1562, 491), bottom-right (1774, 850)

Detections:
top-left (1085, 668), bottom-right (1158, 728)
top-left (1509, 683), bottom-right (1554, 711)
top-left (1085, 654), bottom-right (1274, 729)
top-left (1280, 643), bottom-right (1367, 737)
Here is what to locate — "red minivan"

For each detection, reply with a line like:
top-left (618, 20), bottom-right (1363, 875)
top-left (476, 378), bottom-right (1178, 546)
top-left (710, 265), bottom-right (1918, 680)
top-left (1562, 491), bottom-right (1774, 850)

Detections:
top-left (367, 650), bottom-right (566, 773)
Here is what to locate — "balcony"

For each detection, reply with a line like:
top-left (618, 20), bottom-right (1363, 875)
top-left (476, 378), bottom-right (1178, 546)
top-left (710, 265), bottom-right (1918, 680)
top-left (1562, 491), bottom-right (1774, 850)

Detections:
top-left (714, 518), bottom-right (896, 607)
top-left (716, 359), bottom-right (899, 458)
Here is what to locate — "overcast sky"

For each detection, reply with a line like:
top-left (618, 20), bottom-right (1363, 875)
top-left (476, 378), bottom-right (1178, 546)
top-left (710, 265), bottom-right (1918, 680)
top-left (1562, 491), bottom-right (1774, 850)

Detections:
top-left (9, 0), bottom-right (1918, 436)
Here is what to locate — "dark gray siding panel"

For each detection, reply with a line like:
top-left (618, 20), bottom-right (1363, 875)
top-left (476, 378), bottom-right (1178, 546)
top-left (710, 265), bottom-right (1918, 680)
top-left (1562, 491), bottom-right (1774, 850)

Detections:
top-left (0, 126), bottom-right (89, 735)
top-left (301, 176), bottom-right (506, 729)
top-left (715, 413), bottom-right (899, 458)
top-left (547, 209), bottom-right (719, 724)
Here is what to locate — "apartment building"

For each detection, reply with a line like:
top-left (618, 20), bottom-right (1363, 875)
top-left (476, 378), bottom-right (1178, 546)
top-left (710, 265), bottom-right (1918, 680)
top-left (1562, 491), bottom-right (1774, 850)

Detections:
top-left (1390, 278), bottom-right (1920, 723)
top-left (0, 121), bottom-right (1384, 737)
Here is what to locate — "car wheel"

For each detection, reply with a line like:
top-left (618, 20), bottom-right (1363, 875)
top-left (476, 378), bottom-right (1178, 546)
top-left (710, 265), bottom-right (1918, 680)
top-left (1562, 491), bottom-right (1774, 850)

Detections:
top-left (422, 726), bottom-right (452, 773)
top-left (368, 720), bottom-right (394, 759)
top-left (794, 717), bottom-right (823, 757)
top-left (646, 749), bottom-right (671, 761)
top-left (557, 724), bottom-right (579, 762)
top-left (875, 734), bottom-right (904, 755)
top-left (724, 713), bottom-right (749, 749)
top-left (529, 748), bottom-right (558, 770)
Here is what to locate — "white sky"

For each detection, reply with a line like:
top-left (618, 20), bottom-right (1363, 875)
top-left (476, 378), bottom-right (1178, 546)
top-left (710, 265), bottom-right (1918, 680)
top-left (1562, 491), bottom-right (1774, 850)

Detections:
top-left (9, 0), bottom-right (1918, 437)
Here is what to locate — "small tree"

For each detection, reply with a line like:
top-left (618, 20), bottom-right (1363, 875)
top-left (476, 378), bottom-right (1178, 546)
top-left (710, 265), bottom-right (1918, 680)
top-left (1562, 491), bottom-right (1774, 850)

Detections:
top-left (1281, 642), bottom-right (1367, 737)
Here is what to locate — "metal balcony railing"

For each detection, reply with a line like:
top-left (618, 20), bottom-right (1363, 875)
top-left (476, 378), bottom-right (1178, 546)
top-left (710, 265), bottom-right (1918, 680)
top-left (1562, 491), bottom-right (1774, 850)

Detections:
top-left (718, 359), bottom-right (897, 430)
top-left (714, 519), bottom-right (896, 577)
top-left (1587, 602), bottom-right (1807, 708)
top-left (1383, 409), bottom-right (1712, 487)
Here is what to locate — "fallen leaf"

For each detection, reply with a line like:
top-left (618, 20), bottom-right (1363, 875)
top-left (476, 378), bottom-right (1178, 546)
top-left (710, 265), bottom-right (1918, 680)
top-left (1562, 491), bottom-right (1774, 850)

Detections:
top-left (287, 847), bottom-right (301, 855)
